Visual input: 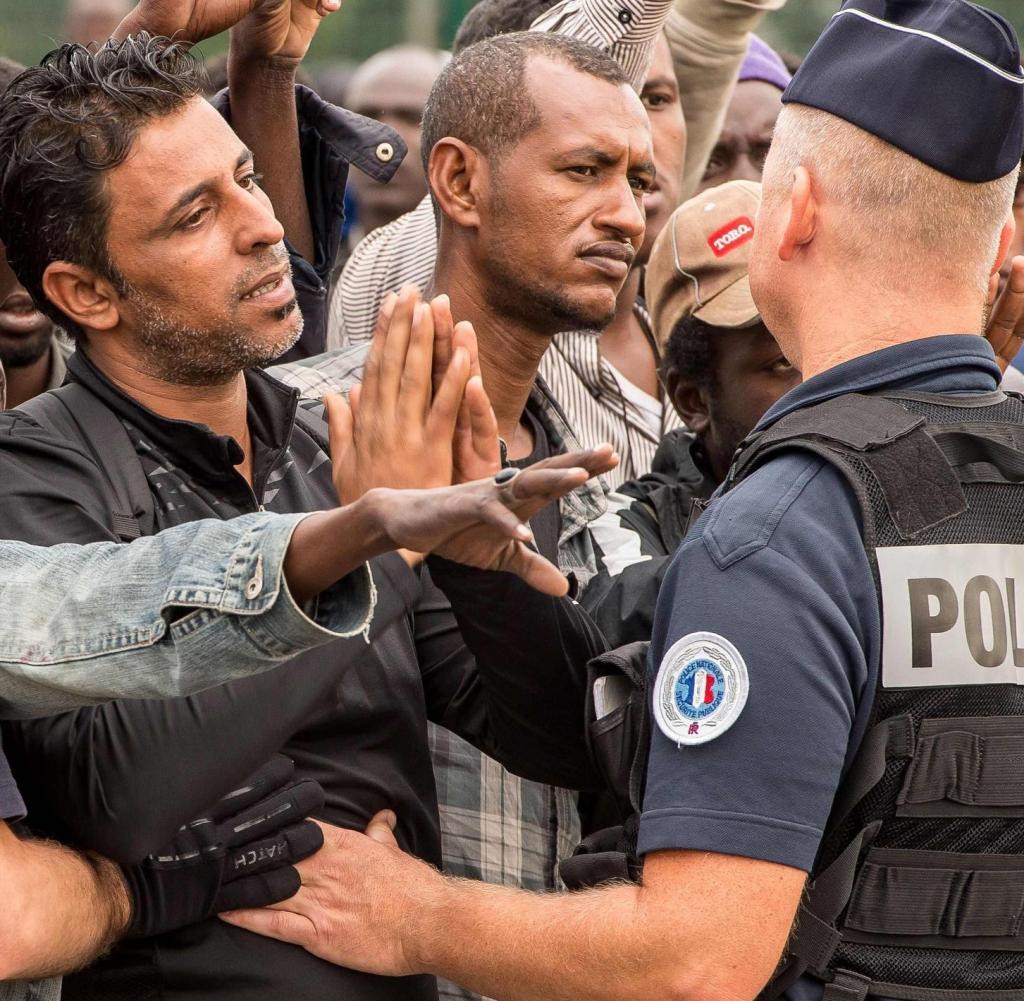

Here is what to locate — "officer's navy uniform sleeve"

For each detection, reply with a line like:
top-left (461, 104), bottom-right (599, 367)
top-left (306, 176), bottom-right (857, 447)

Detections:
top-left (640, 453), bottom-right (879, 871)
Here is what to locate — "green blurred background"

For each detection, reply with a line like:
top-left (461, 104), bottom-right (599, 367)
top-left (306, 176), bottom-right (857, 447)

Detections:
top-left (1, 0), bottom-right (1023, 76)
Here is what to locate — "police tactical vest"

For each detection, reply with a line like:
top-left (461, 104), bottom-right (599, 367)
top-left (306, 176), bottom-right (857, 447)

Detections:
top-left (724, 389), bottom-right (1024, 1001)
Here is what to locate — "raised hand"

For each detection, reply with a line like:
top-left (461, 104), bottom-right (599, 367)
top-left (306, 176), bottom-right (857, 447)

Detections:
top-left (986, 256), bottom-right (1024, 373)
top-left (230, 0), bottom-right (340, 69)
top-left (427, 447), bottom-right (618, 595)
top-left (326, 286), bottom-right (470, 505)
top-left (428, 296), bottom-right (501, 484)
top-left (361, 447), bottom-right (614, 595)
top-left (114, 0), bottom-right (337, 50)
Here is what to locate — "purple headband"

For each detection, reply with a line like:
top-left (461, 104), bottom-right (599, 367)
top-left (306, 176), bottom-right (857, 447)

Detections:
top-left (739, 35), bottom-right (791, 92)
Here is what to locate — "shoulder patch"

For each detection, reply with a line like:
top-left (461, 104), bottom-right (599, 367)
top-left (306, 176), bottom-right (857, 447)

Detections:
top-left (653, 632), bottom-right (749, 746)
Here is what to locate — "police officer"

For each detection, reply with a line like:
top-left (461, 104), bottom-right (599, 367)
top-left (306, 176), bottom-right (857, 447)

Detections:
top-left (218, 4), bottom-right (1024, 1000)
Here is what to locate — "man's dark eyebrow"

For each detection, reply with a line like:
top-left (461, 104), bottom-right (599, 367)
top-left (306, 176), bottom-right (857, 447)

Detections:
top-left (160, 148), bottom-right (254, 228)
top-left (641, 74), bottom-right (677, 90)
top-left (559, 146), bottom-right (621, 168)
top-left (631, 158), bottom-right (657, 178)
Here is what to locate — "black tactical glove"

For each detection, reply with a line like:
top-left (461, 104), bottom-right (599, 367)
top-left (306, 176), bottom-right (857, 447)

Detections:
top-left (121, 754), bottom-right (324, 938)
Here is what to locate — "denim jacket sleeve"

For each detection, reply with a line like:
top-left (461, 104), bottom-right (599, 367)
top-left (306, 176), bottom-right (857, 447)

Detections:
top-left (0, 512), bottom-right (376, 720)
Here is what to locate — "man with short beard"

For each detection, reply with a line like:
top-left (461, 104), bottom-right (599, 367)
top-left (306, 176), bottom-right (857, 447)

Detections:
top-left (0, 4), bottom-right (616, 1001)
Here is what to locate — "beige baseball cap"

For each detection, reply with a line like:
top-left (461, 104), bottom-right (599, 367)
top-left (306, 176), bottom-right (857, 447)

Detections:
top-left (646, 179), bottom-right (762, 349)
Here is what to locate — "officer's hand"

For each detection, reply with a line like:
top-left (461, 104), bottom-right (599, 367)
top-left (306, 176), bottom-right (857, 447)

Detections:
top-left (986, 255), bottom-right (1024, 373)
top-left (327, 286), bottom-right (470, 505)
top-left (121, 755), bottom-right (325, 938)
top-left (220, 812), bottom-right (439, 977)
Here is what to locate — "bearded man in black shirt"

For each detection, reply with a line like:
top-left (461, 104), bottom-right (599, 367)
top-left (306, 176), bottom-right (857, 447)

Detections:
top-left (0, 2), bottom-right (615, 999)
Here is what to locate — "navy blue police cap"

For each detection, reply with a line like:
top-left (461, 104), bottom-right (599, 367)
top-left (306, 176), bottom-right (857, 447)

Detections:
top-left (783, 0), bottom-right (1024, 182)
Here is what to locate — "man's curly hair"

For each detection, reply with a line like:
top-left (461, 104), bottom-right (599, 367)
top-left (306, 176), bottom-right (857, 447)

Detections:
top-left (0, 33), bottom-right (206, 339)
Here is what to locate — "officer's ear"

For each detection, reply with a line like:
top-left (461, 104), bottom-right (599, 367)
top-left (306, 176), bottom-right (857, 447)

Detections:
top-left (777, 165), bottom-right (817, 262)
top-left (42, 261), bottom-right (121, 335)
top-left (666, 364), bottom-right (710, 435)
top-left (428, 138), bottom-right (484, 231)
top-left (992, 216), bottom-right (1016, 276)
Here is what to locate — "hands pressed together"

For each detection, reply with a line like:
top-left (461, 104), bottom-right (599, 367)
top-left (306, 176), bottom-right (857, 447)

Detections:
top-left (217, 286), bottom-right (618, 964)
top-left (327, 285), bottom-right (618, 596)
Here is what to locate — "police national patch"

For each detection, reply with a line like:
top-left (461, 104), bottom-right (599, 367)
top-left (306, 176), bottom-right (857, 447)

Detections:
top-left (653, 632), bottom-right (749, 746)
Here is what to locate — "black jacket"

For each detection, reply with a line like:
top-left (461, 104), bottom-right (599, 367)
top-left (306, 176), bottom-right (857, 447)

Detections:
top-left (581, 429), bottom-right (718, 648)
top-left (0, 348), bottom-right (604, 1001)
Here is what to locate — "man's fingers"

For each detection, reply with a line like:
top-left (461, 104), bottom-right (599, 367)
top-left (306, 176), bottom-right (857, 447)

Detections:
top-left (500, 543), bottom-right (570, 597)
top-left (429, 347), bottom-right (470, 439)
top-left (465, 376), bottom-right (499, 452)
top-left (452, 320), bottom-right (482, 380)
top-left (399, 301), bottom-right (436, 423)
top-left (362, 292), bottom-right (398, 400)
top-left (364, 810), bottom-right (400, 848)
top-left (507, 445), bottom-right (619, 483)
top-left (501, 468), bottom-right (590, 520)
top-left (219, 906), bottom-right (315, 948)
top-left (430, 294), bottom-right (455, 396)
top-left (324, 391), bottom-right (353, 449)
top-left (378, 286), bottom-right (421, 403)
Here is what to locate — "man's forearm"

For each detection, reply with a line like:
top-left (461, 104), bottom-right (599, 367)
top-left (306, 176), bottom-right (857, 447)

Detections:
top-left (669, 0), bottom-right (786, 198)
top-left (0, 512), bottom-right (380, 719)
top-left (283, 493), bottom-right (390, 603)
top-left (229, 50), bottom-right (314, 261)
top-left (0, 823), bottom-right (130, 981)
top-left (409, 875), bottom-right (669, 1001)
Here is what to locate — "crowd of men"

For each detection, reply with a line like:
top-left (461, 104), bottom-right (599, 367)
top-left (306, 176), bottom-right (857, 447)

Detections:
top-left (2, 0), bottom-right (1024, 1000)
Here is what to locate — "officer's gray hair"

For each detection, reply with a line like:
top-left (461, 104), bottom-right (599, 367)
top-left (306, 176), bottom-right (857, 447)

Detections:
top-left (763, 104), bottom-right (1019, 292)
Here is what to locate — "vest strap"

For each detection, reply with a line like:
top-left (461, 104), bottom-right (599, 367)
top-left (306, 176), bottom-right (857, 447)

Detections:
top-left (933, 428), bottom-right (1024, 484)
top-left (827, 716), bottom-right (915, 831)
top-left (822, 971), bottom-right (871, 1001)
top-left (898, 717), bottom-right (1024, 817)
top-left (730, 394), bottom-right (967, 539)
top-left (844, 848), bottom-right (1024, 949)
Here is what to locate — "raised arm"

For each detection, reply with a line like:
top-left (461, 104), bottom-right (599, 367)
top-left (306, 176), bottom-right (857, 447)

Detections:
top-left (668, 0), bottom-right (786, 199)
top-left (226, 0), bottom-right (335, 262)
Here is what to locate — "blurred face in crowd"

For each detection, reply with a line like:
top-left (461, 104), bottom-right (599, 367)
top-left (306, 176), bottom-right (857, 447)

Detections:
top-left (346, 47), bottom-right (444, 235)
top-left (50, 97), bottom-right (301, 385)
top-left (998, 171), bottom-right (1024, 293)
top-left (667, 319), bottom-right (798, 482)
top-left (0, 240), bottom-right (55, 371)
top-left (470, 57), bottom-right (653, 333)
top-left (637, 34), bottom-right (685, 263)
top-left (697, 80), bottom-right (783, 194)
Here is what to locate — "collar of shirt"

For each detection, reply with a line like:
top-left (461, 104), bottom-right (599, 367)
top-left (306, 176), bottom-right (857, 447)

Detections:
top-left (67, 348), bottom-right (300, 488)
top-left (529, 374), bottom-right (609, 541)
top-left (210, 85), bottom-right (407, 186)
top-left (45, 336), bottom-right (73, 393)
top-left (756, 334), bottom-right (1003, 432)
